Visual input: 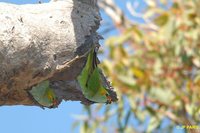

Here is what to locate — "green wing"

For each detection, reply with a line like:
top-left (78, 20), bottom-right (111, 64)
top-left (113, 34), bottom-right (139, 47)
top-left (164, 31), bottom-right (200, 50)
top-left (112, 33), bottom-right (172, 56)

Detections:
top-left (87, 67), bottom-right (107, 102)
top-left (77, 48), bottom-right (108, 103)
top-left (29, 80), bottom-right (57, 107)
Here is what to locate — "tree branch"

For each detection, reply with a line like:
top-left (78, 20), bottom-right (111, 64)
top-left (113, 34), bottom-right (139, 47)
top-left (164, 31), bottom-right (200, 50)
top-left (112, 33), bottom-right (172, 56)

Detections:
top-left (0, 0), bottom-right (117, 107)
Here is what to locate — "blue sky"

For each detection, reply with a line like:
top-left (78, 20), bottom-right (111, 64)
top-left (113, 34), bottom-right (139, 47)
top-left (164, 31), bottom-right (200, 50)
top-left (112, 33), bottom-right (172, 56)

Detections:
top-left (0, 0), bottom-right (49, 4)
top-left (0, 102), bottom-right (83, 133)
top-left (0, 0), bottom-right (184, 133)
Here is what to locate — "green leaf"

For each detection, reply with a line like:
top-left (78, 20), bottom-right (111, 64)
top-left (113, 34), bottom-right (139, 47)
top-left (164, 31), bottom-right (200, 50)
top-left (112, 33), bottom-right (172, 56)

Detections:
top-left (146, 106), bottom-right (157, 117)
top-left (147, 117), bottom-right (161, 133)
top-left (149, 88), bottom-right (174, 105)
top-left (117, 74), bottom-right (136, 88)
top-left (135, 110), bottom-right (147, 123)
top-left (154, 13), bottom-right (169, 26)
top-left (29, 80), bottom-right (57, 107)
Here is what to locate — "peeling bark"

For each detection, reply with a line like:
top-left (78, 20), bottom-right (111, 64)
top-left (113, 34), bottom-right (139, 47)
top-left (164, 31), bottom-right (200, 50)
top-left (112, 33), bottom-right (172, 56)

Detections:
top-left (0, 0), bottom-right (117, 107)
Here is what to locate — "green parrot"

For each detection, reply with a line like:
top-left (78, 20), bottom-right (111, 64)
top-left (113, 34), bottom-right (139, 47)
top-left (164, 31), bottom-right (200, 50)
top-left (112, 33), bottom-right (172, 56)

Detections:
top-left (29, 80), bottom-right (58, 108)
top-left (77, 47), bottom-right (112, 103)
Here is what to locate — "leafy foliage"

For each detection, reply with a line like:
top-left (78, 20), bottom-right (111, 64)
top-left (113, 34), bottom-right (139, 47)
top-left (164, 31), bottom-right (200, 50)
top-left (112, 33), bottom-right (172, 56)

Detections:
top-left (75, 0), bottom-right (200, 132)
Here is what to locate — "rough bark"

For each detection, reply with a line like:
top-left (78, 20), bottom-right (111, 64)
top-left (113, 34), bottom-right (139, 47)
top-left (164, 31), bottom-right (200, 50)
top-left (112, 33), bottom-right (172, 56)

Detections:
top-left (0, 0), bottom-right (117, 107)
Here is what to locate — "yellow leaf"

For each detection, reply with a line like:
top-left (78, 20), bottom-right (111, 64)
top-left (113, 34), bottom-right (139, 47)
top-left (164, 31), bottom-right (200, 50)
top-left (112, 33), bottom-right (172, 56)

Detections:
top-left (154, 13), bottom-right (169, 26)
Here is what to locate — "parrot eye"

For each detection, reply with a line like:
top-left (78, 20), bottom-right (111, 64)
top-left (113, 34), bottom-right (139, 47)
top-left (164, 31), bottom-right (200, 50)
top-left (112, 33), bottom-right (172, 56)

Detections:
top-left (94, 46), bottom-right (99, 53)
